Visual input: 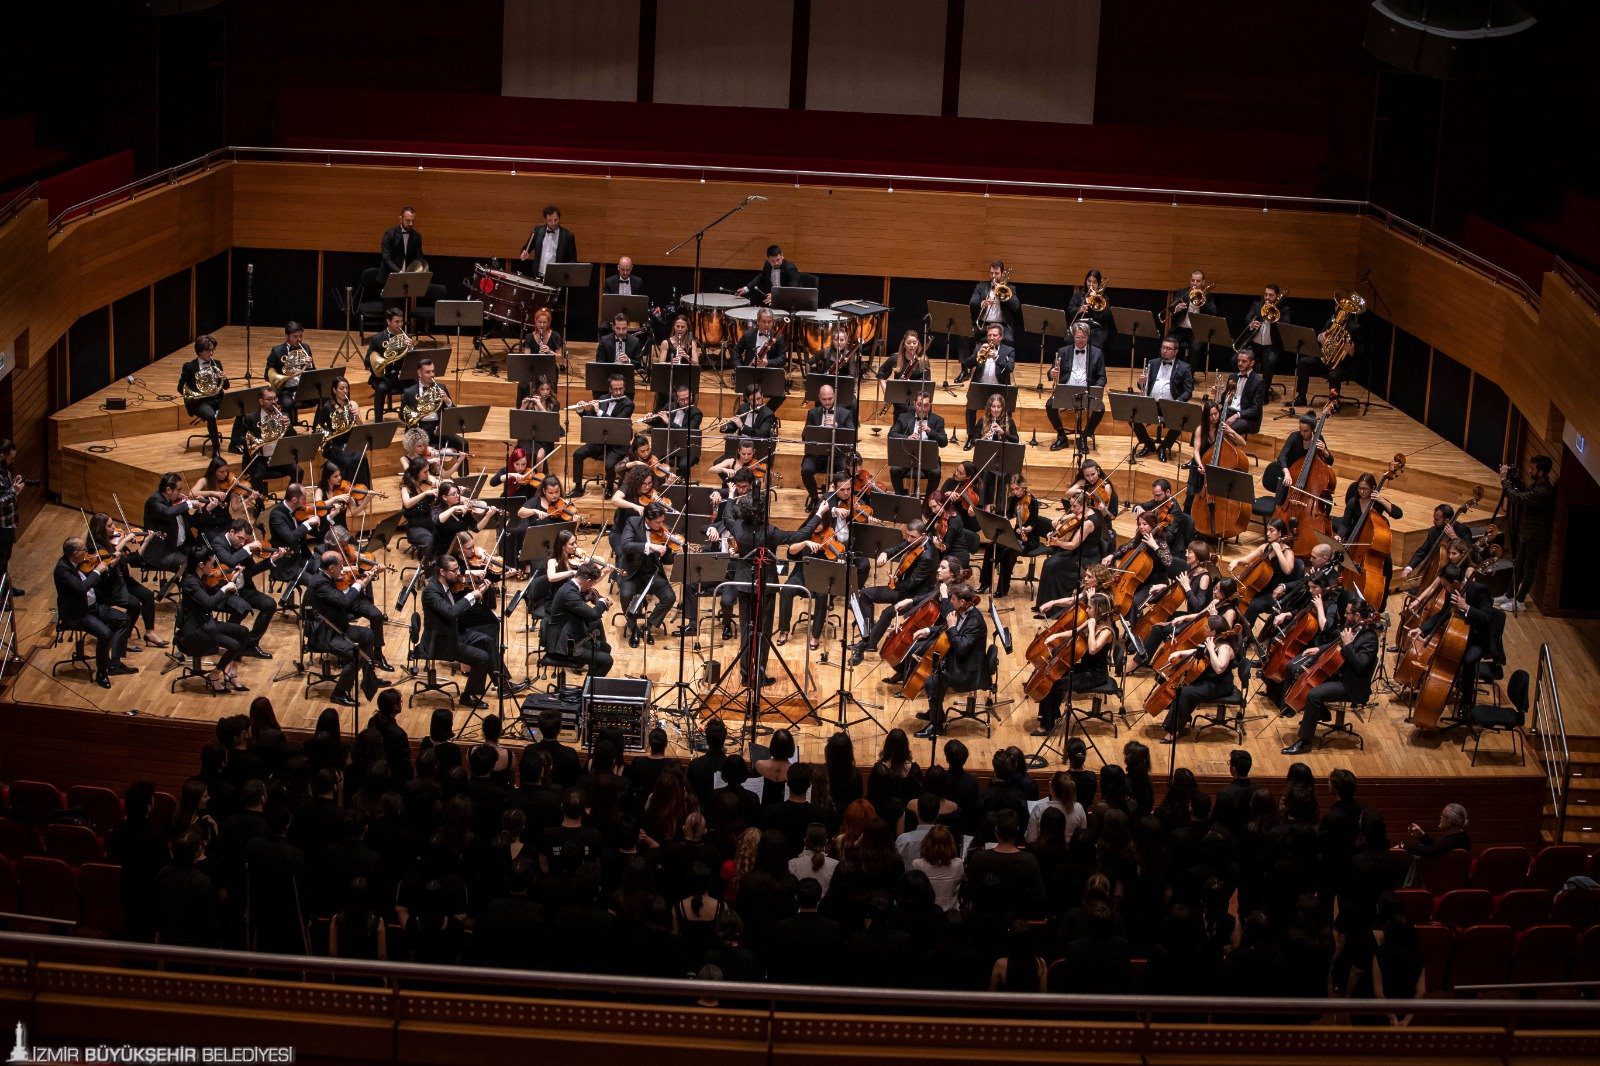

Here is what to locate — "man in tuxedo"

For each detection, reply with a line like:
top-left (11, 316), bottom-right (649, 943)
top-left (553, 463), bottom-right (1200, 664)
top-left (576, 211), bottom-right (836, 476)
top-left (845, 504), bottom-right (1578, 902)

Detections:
top-left (570, 373), bottom-right (634, 497)
top-left (1279, 605), bottom-right (1380, 756)
top-left (848, 520), bottom-right (940, 665)
top-left (1242, 283), bottom-right (1289, 388)
top-left (738, 244), bottom-right (801, 307)
top-left (734, 308), bottom-right (789, 369)
top-left (1166, 268), bottom-right (1218, 368)
top-left (602, 256), bottom-right (644, 298)
top-left (178, 334), bottom-right (229, 455)
top-left (379, 207), bottom-right (423, 274)
top-left (230, 387), bottom-right (297, 494)
top-left (1130, 337), bottom-right (1195, 461)
top-left (915, 583), bottom-right (986, 739)
top-left (422, 555), bottom-right (502, 709)
top-left (641, 383), bottom-right (703, 480)
top-left (889, 392), bottom-right (947, 497)
top-left (366, 307), bottom-right (409, 420)
top-left (399, 357), bottom-right (460, 449)
top-left (595, 312), bottom-right (644, 367)
top-left (545, 562), bottom-right (612, 675)
top-left (799, 385), bottom-right (857, 508)
top-left (264, 321), bottom-right (313, 426)
top-left (267, 483), bottom-right (325, 586)
top-left (1045, 321), bottom-right (1107, 451)
top-left (967, 259), bottom-right (1021, 347)
top-left (718, 387), bottom-right (778, 441)
top-left (519, 205), bottom-right (578, 278)
top-left (141, 472), bottom-right (203, 579)
top-left (727, 493), bottom-right (813, 686)
top-left (55, 536), bottom-right (137, 688)
top-left (960, 322), bottom-right (1015, 439)
top-left (616, 502), bottom-right (683, 644)
top-left (305, 550), bottom-right (386, 707)
top-left (207, 519), bottom-right (281, 657)
top-left (1222, 347), bottom-right (1269, 436)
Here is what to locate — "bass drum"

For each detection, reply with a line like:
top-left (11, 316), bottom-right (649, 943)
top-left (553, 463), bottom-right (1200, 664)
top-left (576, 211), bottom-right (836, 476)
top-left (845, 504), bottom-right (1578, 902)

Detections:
top-left (679, 293), bottom-right (746, 347)
top-left (473, 265), bottom-right (558, 327)
top-left (795, 309), bottom-right (851, 356)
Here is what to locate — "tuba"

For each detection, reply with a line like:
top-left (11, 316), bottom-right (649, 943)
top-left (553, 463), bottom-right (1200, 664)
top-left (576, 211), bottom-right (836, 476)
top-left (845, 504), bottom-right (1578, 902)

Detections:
top-left (1320, 290), bottom-right (1366, 368)
top-left (244, 406), bottom-right (290, 457)
top-left (368, 330), bottom-right (413, 376)
top-left (265, 343), bottom-right (313, 389)
top-left (400, 383), bottom-right (446, 428)
top-left (182, 361), bottom-right (225, 402)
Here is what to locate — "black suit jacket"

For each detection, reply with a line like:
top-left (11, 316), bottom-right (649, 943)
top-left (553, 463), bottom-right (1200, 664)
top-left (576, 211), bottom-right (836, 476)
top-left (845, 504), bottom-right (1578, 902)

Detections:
top-left (546, 579), bottom-right (605, 659)
top-left (521, 224), bottom-right (578, 273)
top-left (304, 572), bottom-right (366, 647)
top-left (734, 327), bottom-right (789, 368)
top-left (1141, 357), bottom-right (1195, 403)
top-left (939, 606), bottom-right (987, 690)
top-left (366, 328), bottom-right (407, 384)
top-left (1243, 299), bottom-right (1291, 351)
top-left (594, 333), bottom-right (645, 364)
top-left (55, 558), bottom-right (110, 624)
top-left (265, 343), bottom-right (313, 381)
top-left (177, 358), bottom-right (230, 413)
top-left (380, 225), bottom-right (424, 274)
top-left (602, 272), bottom-right (645, 297)
top-left (208, 533), bottom-right (272, 597)
top-left (268, 502), bottom-right (316, 582)
top-left (892, 546), bottom-right (941, 601)
top-left (141, 493), bottom-right (193, 560)
top-left (969, 281), bottom-right (1022, 337)
top-left (889, 410), bottom-right (949, 449)
top-left (965, 342), bottom-right (1016, 382)
top-left (1224, 371), bottom-right (1269, 434)
top-left (723, 403), bottom-right (777, 439)
top-left (177, 570), bottom-right (235, 643)
top-left (1337, 627), bottom-right (1380, 706)
top-left (745, 260), bottom-right (802, 304)
top-left (422, 579), bottom-right (477, 660)
top-left (1051, 344), bottom-right (1108, 388)
top-left (1167, 288), bottom-right (1219, 323)
top-left (804, 404), bottom-right (857, 434)
top-left (617, 514), bottom-right (671, 581)
top-left (584, 394), bottom-right (634, 423)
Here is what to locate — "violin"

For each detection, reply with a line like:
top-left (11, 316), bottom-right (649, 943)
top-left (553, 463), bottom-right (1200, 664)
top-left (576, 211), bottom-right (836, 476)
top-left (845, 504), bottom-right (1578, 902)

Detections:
top-left (952, 479), bottom-right (980, 516)
top-left (202, 564), bottom-right (243, 590)
top-left (649, 526), bottom-right (687, 550)
top-left (1012, 491), bottom-right (1035, 541)
top-left (540, 496), bottom-right (583, 524)
top-left (294, 498), bottom-right (340, 523)
top-left (889, 534), bottom-right (929, 592)
top-left (334, 542), bottom-right (395, 590)
top-left (851, 464), bottom-right (880, 497)
top-left (1144, 624), bottom-right (1243, 718)
top-left (811, 491), bottom-right (874, 561)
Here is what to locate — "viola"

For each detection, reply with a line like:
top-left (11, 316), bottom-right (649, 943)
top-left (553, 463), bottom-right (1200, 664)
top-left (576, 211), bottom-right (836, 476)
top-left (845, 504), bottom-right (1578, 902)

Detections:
top-left (890, 535), bottom-right (929, 591)
top-left (1144, 624), bottom-right (1242, 718)
top-left (1012, 491), bottom-right (1035, 541)
top-left (293, 498), bottom-right (337, 523)
top-left (1270, 399), bottom-right (1338, 555)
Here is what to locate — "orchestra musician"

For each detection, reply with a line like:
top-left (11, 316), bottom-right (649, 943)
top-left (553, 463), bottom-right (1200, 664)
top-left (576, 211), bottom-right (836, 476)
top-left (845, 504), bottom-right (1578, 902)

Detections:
top-left (178, 548), bottom-right (255, 693)
top-left (140, 472), bottom-right (203, 581)
top-left (491, 447), bottom-right (542, 544)
top-left (521, 528), bottom-right (587, 620)
top-left (617, 501), bottom-right (686, 645)
top-left (608, 466), bottom-right (663, 556)
top-left (596, 311), bottom-right (644, 367)
top-left (973, 392), bottom-right (1019, 447)
top-left (877, 330), bottom-right (932, 419)
top-left (178, 335), bottom-right (229, 457)
top-left (432, 481), bottom-right (497, 560)
top-left (264, 322), bottom-right (313, 426)
top-left (889, 392), bottom-right (948, 497)
top-left (734, 307), bottom-right (789, 370)
top-left (312, 375), bottom-right (372, 486)
top-left (981, 473), bottom-right (1049, 598)
top-left (397, 459), bottom-right (441, 558)
top-left (1031, 592), bottom-right (1116, 738)
top-left (602, 255), bottom-right (643, 298)
top-left (710, 436), bottom-right (771, 491)
top-left (1222, 347), bottom-right (1269, 436)
top-left (913, 582), bottom-right (986, 740)
top-left (231, 387), bottom-right (296, 495)
top-left (304, 549), bottom-right (387, 707)
top-left (1259, 548), bottom-right (1345, 708)
top-left (799, 384), bottom-right (857, 508)
top-left (1400, 504), bottom-right (1471, 585)
top-left (810, 327), bottom-right (861, 379)
top-left (267, 483), bottom-right (325, 586)
top-left (85, 512), bottom-right (166, 651)
top-left (520, 473), bottom-right (583, 527)
top-left (324, 524), bottom-right (395, 638)
top-left (1127, 479), bottom-right (1193, 578)
top-left (1303, 308), bottom-right (1359, 409)
top-left (1242, 284), bottom-right (1289, 389)
top-left (569, 373), bottom-right (635, 498)
top-left (883, 554), bottom-right (972, 688)
top-left (1034, 492), bottom-right (1102, 610)
top-left (1184, 400), bottom-right (1247, 514)
top-left (1275, 413), bottom-right (1335, 503)
top-left (1335, 471), bottom-right (1404, 544)
top-left (519, 204), bottom-right (577, 279)
top-left (1497, 455), bottom-right (1555, 613)
top-left (1131, 543), bottom-right (1214, 660)
top-left (1279, 603), bottom-right (1380, 756)
top-left (1137, 574), bottom-right (1237, 670)
top-left (1410, 563), bottom-right (1502, 718)
top-left (1131, 336), bottom-right (1195, 462)
top-left (719, 385), bottom-right (778, 440)
top-left (965, 260), bottom-right (1021, 353)
top-left (727, 491), bottom-right (812, 686)
top-left (546, 560), bottom-right (613, 676)
top-left (1233, 518), bottom-right (1303, 631)
top-left (640, 383), bottom-right (703, 480)
top-left (514, 374), bottom-right (559, 468)
top-left (189, 456), bottom-right (254, 540)
top-left (777, 470), bottom-right (868, 651)
top-left (380, 207), bottom-right (424, 274)
top-left (519, 307), bottom-right (565, 369)
top-left (400, 356), bottom-right (460, 451)
top-left (655, 314), bottom-right (699, 367)
top-left (367, 308), bottom-right (409, 420)
top-left (958, 324), bottom-right (1016, 428)
top-left (55, 535), bottom-right (138, 688)
top-left (423, 554), bottom-right (510, 710)
top-left (403, 426), bottom-right (463, 481)
top-left (737, 244), bottom-right (802, 307)
top-left (1159, 615), bottom-right (1240, 743)
top-left (1046, 322), bottom-right (1107, 452)
top-left (1067, 268), bottom-right (1113, 350)
top-left (205, 519), bottom-right (284, 658)
top-left (614, 433), bottom-right (677, 494)
top-left (1165, 269), bottom-right (1218, 368)
top-left (848, 520), bottom-right (942, 665)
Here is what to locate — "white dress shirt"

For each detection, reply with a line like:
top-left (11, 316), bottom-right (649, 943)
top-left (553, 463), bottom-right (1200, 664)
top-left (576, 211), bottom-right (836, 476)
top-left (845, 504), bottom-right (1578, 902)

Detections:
top-left (1150, 360), bottom-right (1175, 401)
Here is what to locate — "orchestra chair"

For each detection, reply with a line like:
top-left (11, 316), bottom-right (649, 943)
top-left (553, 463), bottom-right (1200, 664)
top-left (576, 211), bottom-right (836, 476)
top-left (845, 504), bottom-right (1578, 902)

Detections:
top-left (534, 616), bottom-right (589, 702)
top-left (49, 612), bottom-right (96, 679)
top-left (1250, 461), bottom-right (1286, 540)
top-left (356, 268), bottom-right (387, 338)
top-left (944, 644), bottom-right (1005, 740)
top-left (183, 420), bottom-right (217, 456)
top-left (1462, 666), bottom-right (1527, 766)
top-left (1190, 655), bottom-right (1256, 746)
top-left (1313, 696), bottom-right (1368, 751)
top-left (1074, 639), bottom-right (1130, 737)
top-left (169, 613), bottom-right (226, 697)
top-left (296, 614), bottom-right (343, 701)
top-left (1019, 542), bottom-right (1053, 593)
top-left (406, 614), bottom-right (460, 708)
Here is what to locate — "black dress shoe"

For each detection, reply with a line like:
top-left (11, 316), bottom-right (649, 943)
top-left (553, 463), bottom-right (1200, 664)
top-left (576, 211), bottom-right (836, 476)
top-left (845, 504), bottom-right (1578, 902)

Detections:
top-left (1157, 446), bottom-right (1170, 463)
top-left (331, 693), bottom-right (357, 707)
top-left (671, 624), bottom-right (694, 637)
top-left (915, 710), bottom-right (930, 720)
top-left (953, 371), bottom-right (971, 384)
top-left (848, 644), bottom-right (866, 667)
top-left (374, 660), bottom-right (396, 673)
top-left (963, 438), bottom-right (975, 450)
top-left (1050, 435), bottom-right (1069, 451)
top-left (721, 620), bottom-right (734, 641)
top-left (913, 724), bottom-right (941, 740)
top-left (1291, 396), bottom-right (1308, 407)
top-left (460, 695), bottom-right (489, 710)
top-left (628, 627), bottom-right (640, 648)
top-left (645, 629), bottom-right (655, 646)
top-left (1135, 444), bottom-right (1154, 458)
top-left (107, 663), bottom-right (139, 676)
top-left (1281, 739), bottom-right (1311, 756)
top-left (93, 672), bottom-right (112, 689)
top-left (246, 646), bottom-right (273, 660)
top-left (8, 587), bottom-right (22, 597)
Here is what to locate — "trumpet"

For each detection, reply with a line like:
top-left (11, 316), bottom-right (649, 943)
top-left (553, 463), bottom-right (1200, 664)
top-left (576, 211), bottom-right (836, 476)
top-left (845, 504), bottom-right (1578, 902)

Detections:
top-left (974, 341), bottom-right (998, 363)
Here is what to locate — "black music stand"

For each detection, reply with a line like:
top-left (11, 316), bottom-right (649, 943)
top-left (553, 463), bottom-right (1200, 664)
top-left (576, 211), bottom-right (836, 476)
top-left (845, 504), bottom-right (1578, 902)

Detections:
top-left (585, 362), bottom-right (637, 397)
top-left (1277, 322), bottom-right (1322, 406)
top-left (802, 421), bottom-right (857, 466)
top-left (1053, 384), bottom-right (1106, 463)
top-left (771, 287), bottom-right (819, 314)
top-left (516, 521), bottom-right (578, 567)
top-left (720, 435), bottom-right (776, 461)
top-left (973, 507), bottom-right (1024, 553)
top-left (1023, 304), bottom-right (1070, 384)
top-left (381, 271), bottom-right (432, 333)
top-left (542, 262), bottom-right (593, 336)
top-left (294, 367), bottom-right (347, 412)
top-left (663, 483), bottom-right (716, 519)
top-left (600, 293), bottom-right (649, 333)
top-left (216, 387), bottom-right (263, 424)
top-left (882, 379), bottom-right (934, 409)
top-left (345, 422), bottom-right (399, 457)
top-left (435, 300), bottom-right (484, 389)
top-left (508, 353), bottom-right (562, 391)
top-left (649, 362), bottom-right (700, 404)
top-left (436, 407), bottom-right (489, 452)
top-left (927, 299), bottom-right (970, 388)
top-left (399, 346), bottom-right (451, 384)
top-left (650, 426), bottom-right (700, 473)
top-left (1188, 312), bottom-right (1233, 373)
top-left (863, 491), bottom-right (923, 527)
top-left (973, 439), bottom-right (1025, 503)
top-left (1112, 306), bottom-right (1162, 372)
top-left (267, 430), bottom-right (324, 485)
top-left (577, 416), bottom-right (635, 490)
top-left (964, 383), bottom-right (1018, 442)
top-left (850, 521), bottom-right (907, 561)
top-left (509, 409), bottom-right (563, 450)
top-left (1109, 390), bottom-right (1156, 501)
top-left (733, 366), bottom-right (787, 405)
top-left (886, 438), bottom-right (942, 495)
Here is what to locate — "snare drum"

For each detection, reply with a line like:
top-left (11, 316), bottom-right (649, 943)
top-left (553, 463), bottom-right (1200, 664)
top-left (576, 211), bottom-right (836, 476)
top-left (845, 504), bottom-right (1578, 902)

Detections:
top-left (473, 265), bottom-right (559, 326)
top-left (679, 293), bottom-right (746, 347)
top-left (795, 309), bottom-right (850, 356)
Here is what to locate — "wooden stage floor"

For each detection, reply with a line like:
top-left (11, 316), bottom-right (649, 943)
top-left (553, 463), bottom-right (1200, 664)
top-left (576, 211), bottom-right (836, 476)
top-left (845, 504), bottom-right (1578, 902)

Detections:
top-left (12, 325), bottom-right (1591, 818)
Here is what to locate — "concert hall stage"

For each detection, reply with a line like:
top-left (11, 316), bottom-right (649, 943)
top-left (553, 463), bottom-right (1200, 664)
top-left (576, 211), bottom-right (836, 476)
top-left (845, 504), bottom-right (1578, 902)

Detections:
top-left (4, 325), bottom-right (1575, 847)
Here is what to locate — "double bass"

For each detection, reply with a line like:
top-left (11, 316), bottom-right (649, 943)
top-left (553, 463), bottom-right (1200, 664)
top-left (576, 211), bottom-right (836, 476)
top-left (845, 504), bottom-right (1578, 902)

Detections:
top-left (1191, 384), bottom-right (1252, 539)
top-left (1396, 599), bottom-right (1469, 730)
top-left (1340, 454), bottom-right (1405, 610)
top-left (1271, 399), bottom-right (1337, 555)
top-left (1407, 485), bottom-right (1483, 592)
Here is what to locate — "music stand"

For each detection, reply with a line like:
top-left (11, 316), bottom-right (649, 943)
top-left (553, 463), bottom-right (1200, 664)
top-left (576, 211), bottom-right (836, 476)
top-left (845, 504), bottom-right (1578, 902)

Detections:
top-left (649, 362), bottom-right (701, 402)
top-left (293, 367), bottom-right (347, 415)
top-left (600, 293), bottom-right (649, 332)
top-left (1277, 322), bottom-right (1321, 404)
top-left (973, 507), bottom-right (1023, 552)
top-left (886, 438), bottom-right (942, 495)
top-left (362, 511), bottom-right (404, 553)
top-left (850, 521), bottom-right (906, 563)
top-left (1109, 390), bottom-right (1157, 501)
top-left (733, 366), bottom-right (788, 405)
top-left (1111, 306), bottom-right (1162, 372)
top-left (1187, 312), bottom-right (1233, 373)
top-left (802, 423), bottom-right (857, 460)
top-left (663, 483), bottom-right (716, 519)
top-left (509, 409), bottom-right (563, 446)
top-left (585, 362), bottom-right (637, 397)
top-left (345, 421), bottom-right (399, 457)
top-left (439, 405), bottom-right (490, 442)
top-left (381, 271), bottom-right (432, 331)
top-left (1022, 304), bottom-right (1070, 383)
top-left (863, 492), bottom-right (923, 527)
top-left (927, 299), bottom-right (971, 387)
top-left (771, 287), bottom-right (819, 314)
top-left (517, 521), bottom-right (578, 565)
top-left (1051, 383), bottom-right (1105, 460)
top-left (508, 353), bottom-right (562, 391)
top-left (882, 379), bottom-right (934, 409)
top-left (965, 382), bottom-right (1018, 419)
top-left (542, 262), bottom-right (593, 336)
top-left (400, 346), bottom-right (451, 383)
top-left (435, 300), bottom-right (483, 387)
top-left (804, 373), bottom-right (857, 408)
top-left (266, 430), bottom-right (324, 483)
top-left (579, 416), bottom-right (635, 452)
top-left (216, 387), bottom-right (264, 424)
top-left (650, 426), bottom-right (700, 470)
top-left (1198, 465), bottom-right (1256, 538)
top-left (973, 438), bottom-right (1025, 477)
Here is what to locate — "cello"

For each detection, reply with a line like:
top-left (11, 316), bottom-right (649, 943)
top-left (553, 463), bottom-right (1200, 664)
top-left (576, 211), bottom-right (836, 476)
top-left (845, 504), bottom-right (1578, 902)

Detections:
top-left (1024, 607), bottom-right (1116, 703)
top-left (1143, 623), bottom-right (1242, 719)
top-left (1282, 608), bottom-right (1381, 714)
top-left (1271, 399), bottom-right (1337, 555)
top-left (1191, 385), bottom-right (1252, 539)
top-left (1104, 527), bottom-right (1159, 617)
top-left (1340, 454), bottom-right (1405, 610)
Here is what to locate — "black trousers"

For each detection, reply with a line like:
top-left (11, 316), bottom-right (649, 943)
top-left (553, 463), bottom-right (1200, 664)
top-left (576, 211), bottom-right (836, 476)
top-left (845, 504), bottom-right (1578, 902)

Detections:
top-left (142, 546), bottom-right (188, 577)
top-left (64, 605), bottom-right (133, 673)
top-left (452, 626), bottom-right (499, 698)
top-left (184, 619), bottom-right (252, 671)
top-left (1047, 401), bottom-right (1105, 439)
top-left (799, 454), bottom-right (836, 502)
top-left (324, 442), bottom-right (373, 486)
top-left (926, 669), bottom-right (977, 733)
top-left (1249, 342), bottom-right (1279, 386)
top-left (225, 587), bottom-right (277, 647)
top-left (778, 562), bottom-right (829, 640)
top-left (1297, 679), bottom-right (1350, 742)
top-left (1511, 537), bottom-right (1544, 601)
top-left (736, 587), bottom-right (780, 681)
top-left (1038, 668), bottom-right (1107, 731)
top-left (371, 376), bottom-right (402, 419)
top-left (572, 443), bottom-right (626, 494)
top-left (1164, 675), bottom-right (1235, 735)
top-left (619, 570), bottom-right (677, 631)
top-left (322, 621), bottom-right (378, 697)
top-left (1294, 354), bottom-right (1345, 401)
top-left (854, 585), bottom-right (904, 648)
top-left (1132, 422), bottom-right (1182, 451)
top-left (569, 631), bottom-right (614, 676)
top-left (890, 466), bottom-right (940, 497)
top-left (683, 577), bottom-right (736, 626)
top-left (188, 400), bottom-right (222, 449)
top-left (116, 577), bottom-right (157, 632)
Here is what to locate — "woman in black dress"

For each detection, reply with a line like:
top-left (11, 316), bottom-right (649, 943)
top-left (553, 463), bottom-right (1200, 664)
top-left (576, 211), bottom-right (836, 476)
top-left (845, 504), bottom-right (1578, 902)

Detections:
top-left (1031, 591), bottom-right (1115, 736)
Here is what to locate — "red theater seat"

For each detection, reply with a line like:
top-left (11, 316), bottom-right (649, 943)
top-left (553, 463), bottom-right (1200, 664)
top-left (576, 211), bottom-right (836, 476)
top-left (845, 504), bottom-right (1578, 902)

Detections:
top-left (67, 786), bottom-right (124, 837)
top-left (1469, 846), bottom-right (1531, 896)
top-left (1448, 924), bottom-right (1514, 990)
top-left (1510, 924), bottom-right (1576, 985)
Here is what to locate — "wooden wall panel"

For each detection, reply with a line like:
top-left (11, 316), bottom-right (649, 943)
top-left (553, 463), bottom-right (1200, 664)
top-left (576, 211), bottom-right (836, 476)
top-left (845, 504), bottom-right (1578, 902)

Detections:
top-left (0, 201), bottom-right (46, 357)
top-left (5, 338), bottom-right (51, 521)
